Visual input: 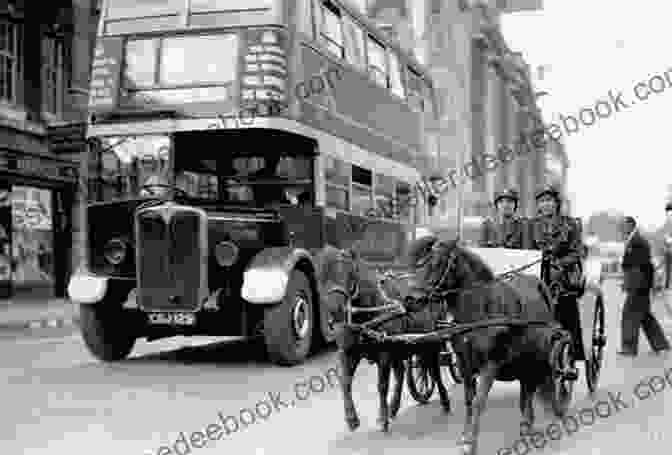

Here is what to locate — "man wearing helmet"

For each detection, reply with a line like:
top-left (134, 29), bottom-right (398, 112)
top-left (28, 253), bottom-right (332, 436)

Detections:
top-left (479, 188), bottom-right (526, 249)
top-left (529, 184), bottom-right (586, 360)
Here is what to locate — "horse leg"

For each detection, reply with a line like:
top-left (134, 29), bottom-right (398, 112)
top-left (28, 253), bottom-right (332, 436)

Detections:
top-left (376, 351), bottom-right (393, 432)
top-left (518, 379), bottom-right (537, 436)
top-left (338, 348), bottom-right (362, 431)
top-left (428, 345), bottom-right (451, 413)
top-left (389, 353), bottom-right (405, 419)
top-left (459, 362), bottom-right (497, 455)
top-left (459, 373), bottom-right (476, 452)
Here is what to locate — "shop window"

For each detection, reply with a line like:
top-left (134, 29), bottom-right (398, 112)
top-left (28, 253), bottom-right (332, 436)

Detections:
top-left (395, 181), bottom-right (414, 224)
top-left (0, 20), bottom-right (22, 104)
top-left (321, 1), bottom-right (344, 59)
top-left (11, 186), bottom-right (55, 293)
top-left (374, 173), bottom-right (396, 219)
top-left (42, 36), bottom-right (65, 115)
top-left (324, 155), bottom-right (349, 211)
top-left (351, 164), bottom-right (372, 216)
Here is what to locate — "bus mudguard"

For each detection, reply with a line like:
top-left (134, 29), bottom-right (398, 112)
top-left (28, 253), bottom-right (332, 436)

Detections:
top-left (241, 247), bottom-right (315, 304)
top-left (67, 268), bottom-right (108, 304)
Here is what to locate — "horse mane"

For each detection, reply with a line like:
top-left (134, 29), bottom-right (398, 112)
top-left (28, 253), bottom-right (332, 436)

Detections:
top-left (406, 235), bottom-right (441, 266)
top-left (455, 245), bottom-right (496, 282)
top-left (406, 235), bottom-right (496, 284)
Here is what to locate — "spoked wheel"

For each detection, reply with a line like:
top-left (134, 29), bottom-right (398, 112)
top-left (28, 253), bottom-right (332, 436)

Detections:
top-left (586, 293), bottom-right (607, 396)
top-left (406, 353), bottom-right (436, 404)
top-left (548, 338), bottom-right (578, 417)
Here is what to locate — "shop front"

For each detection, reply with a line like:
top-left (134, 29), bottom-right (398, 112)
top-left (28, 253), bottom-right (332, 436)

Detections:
top-left (0, 147), bottom-right (78, 300)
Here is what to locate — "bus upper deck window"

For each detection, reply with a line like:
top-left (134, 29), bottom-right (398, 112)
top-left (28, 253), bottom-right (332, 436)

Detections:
top-left (106, 0), bottom-right (183, 19)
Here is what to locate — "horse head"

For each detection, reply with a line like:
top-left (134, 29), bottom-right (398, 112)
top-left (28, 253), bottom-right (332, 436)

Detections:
top-left (317, 245), bottom-right (419, 324)
top-left (406, 235), bottom-right (496, 304)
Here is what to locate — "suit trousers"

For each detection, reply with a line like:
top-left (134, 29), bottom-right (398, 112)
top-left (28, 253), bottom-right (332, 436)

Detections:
top-left (621, 290), bottom-right (670, 353)
top-left (665, 254), bottom-right (672, 289)
top-left (554, 295), bottom-right (585, 361)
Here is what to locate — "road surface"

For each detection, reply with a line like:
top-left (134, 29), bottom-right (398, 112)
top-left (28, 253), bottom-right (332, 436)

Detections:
top-left (3, 280), bottom-right (672, 455)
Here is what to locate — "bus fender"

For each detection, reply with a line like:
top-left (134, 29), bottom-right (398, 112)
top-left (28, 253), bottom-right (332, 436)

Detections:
top-left (241, 247), bottom-right (315, 304)
top-left (67, 269), bottom-right (108, 304)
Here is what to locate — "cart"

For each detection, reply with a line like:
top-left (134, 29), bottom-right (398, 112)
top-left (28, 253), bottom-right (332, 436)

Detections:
top-left (404, 248), bottom-right (606, 406)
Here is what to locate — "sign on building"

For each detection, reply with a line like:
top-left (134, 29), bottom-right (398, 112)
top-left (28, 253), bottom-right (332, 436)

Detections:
top-left (496, 0), bottom-right (543, 13)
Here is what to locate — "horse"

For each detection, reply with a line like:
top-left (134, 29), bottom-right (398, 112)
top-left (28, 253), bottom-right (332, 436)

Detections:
top-left (317, 245), bottom-right (451, 433)
top-left (405, 236), bottom-right (574, 455)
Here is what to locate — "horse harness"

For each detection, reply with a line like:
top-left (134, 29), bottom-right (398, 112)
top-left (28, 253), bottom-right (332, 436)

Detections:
top-left (328, 242), bottom-right (545, 342)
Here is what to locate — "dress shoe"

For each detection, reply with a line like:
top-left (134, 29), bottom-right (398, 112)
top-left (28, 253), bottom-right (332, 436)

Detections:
top-left (616, 350), bottom-right (636, 357)
top-left (652, 347), bottom-right (670, 355)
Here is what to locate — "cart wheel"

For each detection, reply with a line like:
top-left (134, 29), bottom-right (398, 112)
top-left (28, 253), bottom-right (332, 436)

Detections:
top-left (586, 293), bottom-right (606, 396)
top-left (548, 339), bottom-right (577, 417)
top-left (406, 354), bottom-right (435, 404)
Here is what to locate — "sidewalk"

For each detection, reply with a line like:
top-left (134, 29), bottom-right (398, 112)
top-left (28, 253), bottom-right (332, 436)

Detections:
top-left (0, 298), bottom-right (79, 334)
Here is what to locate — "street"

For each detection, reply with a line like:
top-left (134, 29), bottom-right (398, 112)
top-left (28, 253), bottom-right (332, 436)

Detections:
top-left (3, 279), bottom-right (671, 455)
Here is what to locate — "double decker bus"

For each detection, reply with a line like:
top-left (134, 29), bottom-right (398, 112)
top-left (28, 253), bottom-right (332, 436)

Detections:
top-left (68, 0), bottom-right (439, 365)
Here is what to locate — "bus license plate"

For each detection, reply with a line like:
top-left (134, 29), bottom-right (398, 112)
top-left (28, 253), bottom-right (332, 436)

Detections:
top-left (148, 312), bottom-right (196, 326)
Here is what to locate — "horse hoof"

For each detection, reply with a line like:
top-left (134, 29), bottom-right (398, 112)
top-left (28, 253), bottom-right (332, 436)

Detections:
top-left (377, 417), bottom-right (390, 433)
top-left (346, 416), bottom-right (360, 431)
top-left (458, 443), bottom-right (476, 455)
top-left (441, 400), bottom-right (452, 414)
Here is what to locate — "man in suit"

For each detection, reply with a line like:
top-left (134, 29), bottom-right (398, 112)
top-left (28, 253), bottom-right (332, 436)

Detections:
top-left (619, 216), bottom-right (670, 356)
top-left (663, 203), bottom-right (672, 289)
top-left (479, 188), bottom-right (526, 249)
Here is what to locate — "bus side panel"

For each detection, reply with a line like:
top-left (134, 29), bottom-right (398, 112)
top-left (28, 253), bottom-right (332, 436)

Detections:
top-left (295, 45), bottom-right (430, 174)
top-left (330, 212), bottom-right (407, 265)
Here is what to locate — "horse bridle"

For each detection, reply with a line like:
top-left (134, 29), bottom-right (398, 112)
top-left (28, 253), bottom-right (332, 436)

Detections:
top-left (325, 249), bottom-right (408, 324)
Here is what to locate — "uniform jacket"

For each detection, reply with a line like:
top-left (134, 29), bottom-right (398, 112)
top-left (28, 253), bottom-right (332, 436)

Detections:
top-left (479, 215), bottom-right (527, 249)
top-left (622, 230), bottom-right (654, 292)
top-left (528, 214), bottom-right (584, 296)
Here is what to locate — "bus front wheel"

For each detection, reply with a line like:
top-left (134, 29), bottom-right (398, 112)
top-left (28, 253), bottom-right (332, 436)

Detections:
top-left (79, 301), bottom-right (136, 362)
top-left (263, 270), bottom-right (315, 366)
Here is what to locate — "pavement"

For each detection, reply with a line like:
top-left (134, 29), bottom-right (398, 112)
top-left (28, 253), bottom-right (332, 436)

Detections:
top-left (0, 297), bottom-right (79, 335)
top-left (4, 278), bottom-right (672, 455)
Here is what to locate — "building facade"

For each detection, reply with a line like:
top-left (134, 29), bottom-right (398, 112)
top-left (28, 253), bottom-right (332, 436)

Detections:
top-left (0, 0), bottom-right (98, 301)
top-left (362, 0), bottom-right (549, 236)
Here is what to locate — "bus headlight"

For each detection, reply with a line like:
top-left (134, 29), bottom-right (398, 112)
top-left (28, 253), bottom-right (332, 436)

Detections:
top-left (103, 238), bottom-right (127, 265)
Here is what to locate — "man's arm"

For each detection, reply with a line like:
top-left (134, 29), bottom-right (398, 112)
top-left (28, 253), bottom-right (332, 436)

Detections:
top-left (557, 218), bottom-right (584, 266)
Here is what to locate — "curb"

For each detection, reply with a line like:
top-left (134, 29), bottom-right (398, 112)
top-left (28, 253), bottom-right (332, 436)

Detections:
top-left (0, 317), bottom-right (79, 333)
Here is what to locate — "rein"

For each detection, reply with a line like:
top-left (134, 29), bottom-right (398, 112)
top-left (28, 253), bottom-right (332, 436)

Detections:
top-left (432, 256), bottom-right (544, 299)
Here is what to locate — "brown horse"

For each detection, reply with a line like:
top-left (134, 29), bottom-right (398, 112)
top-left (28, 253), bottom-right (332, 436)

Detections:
top-left (406, 236), bottom-right (576, 455)
top-left (317, 245), bottom-right (451, 433)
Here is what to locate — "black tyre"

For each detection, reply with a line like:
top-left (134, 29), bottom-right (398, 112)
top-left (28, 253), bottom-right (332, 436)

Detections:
top-left (548, 341), bottom-right (575, 417)
top-left (586, 293), bottom-right (606, 396)
top-left (263, 270), bottom-right (315, 366)
top-left (406, 354), bottom-right (436, 404)
top-left (79, 302), bottom-right (136, 362)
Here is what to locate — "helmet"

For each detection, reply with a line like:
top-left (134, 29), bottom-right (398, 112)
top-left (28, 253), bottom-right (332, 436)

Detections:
top-left (535, 184), bottom-right (561, 203)
top-left (494, 188), bottom-right (519, 206)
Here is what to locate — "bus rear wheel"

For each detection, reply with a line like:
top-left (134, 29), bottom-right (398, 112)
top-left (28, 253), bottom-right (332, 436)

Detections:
top-left (79, 301), bottom-right (136, 362)
top-left (263, 270), bottom-right (314, 366)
